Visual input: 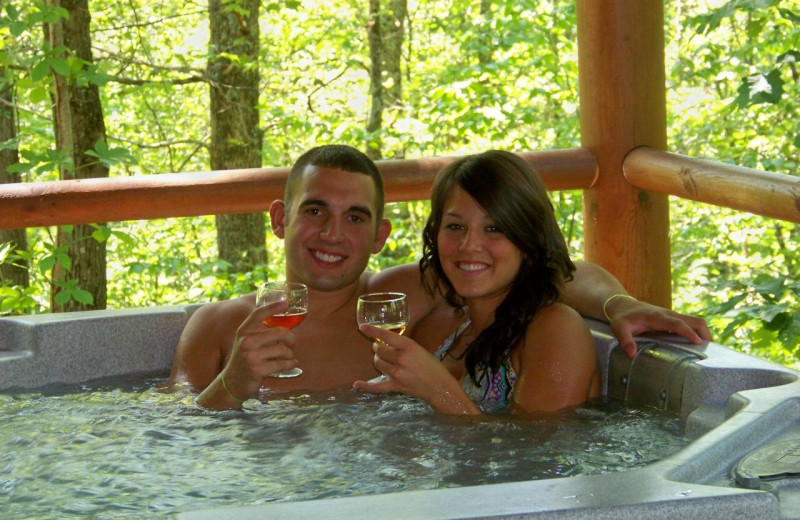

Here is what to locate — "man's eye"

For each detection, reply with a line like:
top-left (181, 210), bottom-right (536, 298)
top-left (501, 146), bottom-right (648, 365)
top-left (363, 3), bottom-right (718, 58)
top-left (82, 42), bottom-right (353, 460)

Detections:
top-left (306, 208), bottom-right (322, 216)
top-left (348, 214), bottom-right (365, 223)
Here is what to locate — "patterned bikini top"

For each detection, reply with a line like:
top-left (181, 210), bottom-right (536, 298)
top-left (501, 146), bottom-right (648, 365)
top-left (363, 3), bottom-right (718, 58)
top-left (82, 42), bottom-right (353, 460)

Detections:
top-left (432, 320), bottom-right (518, 414)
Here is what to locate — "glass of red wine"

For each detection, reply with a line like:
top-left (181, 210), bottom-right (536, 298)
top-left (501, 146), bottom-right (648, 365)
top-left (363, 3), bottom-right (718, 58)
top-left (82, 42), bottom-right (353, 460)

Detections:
top-left (256, 281), bottom-right (308, 378)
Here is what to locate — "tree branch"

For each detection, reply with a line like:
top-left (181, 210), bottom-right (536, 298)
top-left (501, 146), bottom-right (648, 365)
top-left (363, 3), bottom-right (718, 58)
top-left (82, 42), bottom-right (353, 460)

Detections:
top-left (92, 9), bottom-right (207, 34)
top-left (307, 66), bottom-right (349, 113)
top-left (110, 76), bottom-right (206, 86)
top-left (0, 97), bottom-right (52, 121)
top-left (93, 47), bottom-right (206, 74)
top-left (107, 135), bottom-right (210, 151)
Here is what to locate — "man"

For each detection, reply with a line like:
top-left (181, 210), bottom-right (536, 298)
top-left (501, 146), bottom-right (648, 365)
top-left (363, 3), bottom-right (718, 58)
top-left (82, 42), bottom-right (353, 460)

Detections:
top-left (169, 145), bottom-right (711, 409)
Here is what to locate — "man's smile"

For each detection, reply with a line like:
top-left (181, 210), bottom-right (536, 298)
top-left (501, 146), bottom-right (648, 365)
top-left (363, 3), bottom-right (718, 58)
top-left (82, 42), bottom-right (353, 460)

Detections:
top-left (311, 249), bottom-right (346, 264)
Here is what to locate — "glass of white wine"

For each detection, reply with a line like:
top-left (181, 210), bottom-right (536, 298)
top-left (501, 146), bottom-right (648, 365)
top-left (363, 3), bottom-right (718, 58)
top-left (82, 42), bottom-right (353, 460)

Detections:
top-left (256, 281), bottom-right (308, 378)
top-left (356, 292), bottom-right (409, 338)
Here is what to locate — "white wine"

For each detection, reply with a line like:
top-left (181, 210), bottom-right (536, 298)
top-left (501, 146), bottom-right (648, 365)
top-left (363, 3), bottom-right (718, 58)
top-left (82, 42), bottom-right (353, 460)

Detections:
top-left (371, 321), bottom-right (407, 335)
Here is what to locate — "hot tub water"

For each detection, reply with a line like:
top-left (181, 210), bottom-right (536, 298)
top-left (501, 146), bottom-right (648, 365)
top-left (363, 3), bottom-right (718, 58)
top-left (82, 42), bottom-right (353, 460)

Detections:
top-left (1, 372), bottom-right (689, 519)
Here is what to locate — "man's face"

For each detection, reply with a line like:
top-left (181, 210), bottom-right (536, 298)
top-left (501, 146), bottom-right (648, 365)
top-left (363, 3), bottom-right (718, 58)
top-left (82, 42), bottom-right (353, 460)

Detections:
top-left (270, 165), bottom-right (390, 292)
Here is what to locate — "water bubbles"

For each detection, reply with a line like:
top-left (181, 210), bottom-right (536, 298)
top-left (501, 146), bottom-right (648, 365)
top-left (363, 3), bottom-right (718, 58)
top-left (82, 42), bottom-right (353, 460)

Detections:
top-left (0, 376), bottom-right (689, 519)
top-left (379, 466), bottom-right (405, 479)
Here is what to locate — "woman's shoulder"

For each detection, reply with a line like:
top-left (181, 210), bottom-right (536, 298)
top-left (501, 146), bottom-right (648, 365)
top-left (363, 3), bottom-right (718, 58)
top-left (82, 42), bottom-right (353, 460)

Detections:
top-left (529, 302), bottom-right (587, 330)
top-left (523, 302), bottom-right (594, 354)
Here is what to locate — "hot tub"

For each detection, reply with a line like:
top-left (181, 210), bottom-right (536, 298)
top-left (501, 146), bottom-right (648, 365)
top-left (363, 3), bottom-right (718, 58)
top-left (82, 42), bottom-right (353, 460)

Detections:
top-left (1, 307), bottom-right (799, 519)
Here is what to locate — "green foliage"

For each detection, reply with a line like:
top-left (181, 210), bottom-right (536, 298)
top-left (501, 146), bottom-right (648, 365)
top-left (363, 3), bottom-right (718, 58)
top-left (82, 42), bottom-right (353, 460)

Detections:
top-left (84, 140), bottom-right (136, 169)
top-left (370, 201), bottom-right (430, 272)
top-left (703, 273), bottom-right (800, 364)
top-left (0, 284), bottom-right (39, 314)
top-left (7, 148), bottom-right (72, 176)
top-left (52, 278), bottom-right (93, 305)
top-left (666, 0), bottom-right (799, 366)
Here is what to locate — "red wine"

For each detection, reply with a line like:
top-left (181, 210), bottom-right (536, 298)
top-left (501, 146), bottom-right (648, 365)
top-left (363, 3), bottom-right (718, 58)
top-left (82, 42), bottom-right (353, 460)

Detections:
top-left (264, 310), bottom-right (307, 329)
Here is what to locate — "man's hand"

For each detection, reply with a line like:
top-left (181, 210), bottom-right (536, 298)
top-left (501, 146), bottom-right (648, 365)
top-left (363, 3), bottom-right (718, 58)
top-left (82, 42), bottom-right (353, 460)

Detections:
top-left (607, 296), bottom-right (712, 358)
top-left (197, 300), bottom-right (297, 408)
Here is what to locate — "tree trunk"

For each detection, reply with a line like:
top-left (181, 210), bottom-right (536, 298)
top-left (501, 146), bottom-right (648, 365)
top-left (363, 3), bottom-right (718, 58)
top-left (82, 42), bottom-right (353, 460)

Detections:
top-left (366, 0), bottom-right (407, 160)
top-left (45, 0), bottom-right (108, 311)
top-left (478, 0), bottom-right (492, 65)
top-left (0, 70), bottom-right (29, 288)
top-left (209, 0), bottom-right (266, 273)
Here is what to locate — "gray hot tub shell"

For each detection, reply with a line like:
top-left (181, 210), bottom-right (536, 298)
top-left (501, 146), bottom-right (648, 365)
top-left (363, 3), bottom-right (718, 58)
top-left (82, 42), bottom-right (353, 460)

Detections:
top-left (1, 306), bottom-right (799, 519)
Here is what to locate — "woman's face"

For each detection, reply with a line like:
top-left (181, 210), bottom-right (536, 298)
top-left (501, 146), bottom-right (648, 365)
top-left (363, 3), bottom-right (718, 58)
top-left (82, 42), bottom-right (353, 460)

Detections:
top-left (436, 186), bottom-right (523, 308)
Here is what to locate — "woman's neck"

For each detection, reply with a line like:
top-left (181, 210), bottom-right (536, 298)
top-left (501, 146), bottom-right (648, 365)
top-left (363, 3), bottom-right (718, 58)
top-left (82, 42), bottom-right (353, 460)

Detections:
top-left (464, 293), bottom-right (505, 333)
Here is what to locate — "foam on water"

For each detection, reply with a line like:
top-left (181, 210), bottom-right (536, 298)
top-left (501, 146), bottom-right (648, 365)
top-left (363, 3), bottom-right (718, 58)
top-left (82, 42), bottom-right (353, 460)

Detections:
top-left (0, 372), bottom-right (689, 519)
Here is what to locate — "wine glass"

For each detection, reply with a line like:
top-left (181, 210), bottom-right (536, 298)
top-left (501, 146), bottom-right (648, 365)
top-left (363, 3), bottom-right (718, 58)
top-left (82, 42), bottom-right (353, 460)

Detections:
top-left (356, 292), bottom-right (409, 338)
top-left (256, 281), bottom-right (308, 378)
top-left (356, 292), bottom-right (408, 384)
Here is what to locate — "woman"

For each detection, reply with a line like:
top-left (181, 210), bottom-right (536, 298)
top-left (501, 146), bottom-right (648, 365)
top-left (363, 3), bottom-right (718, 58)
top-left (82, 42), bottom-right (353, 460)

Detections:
top-left (354, 150), bottom-right (600, 414)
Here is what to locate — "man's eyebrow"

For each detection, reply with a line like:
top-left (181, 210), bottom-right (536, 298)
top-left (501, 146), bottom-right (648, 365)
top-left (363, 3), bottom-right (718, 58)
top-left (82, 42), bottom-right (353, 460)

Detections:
top-left (298, 199), bottom-right (373, 219)
top-left (348, 205), bottom-right (373, 219)
top-left (298, 199), bottom-right (328, 209)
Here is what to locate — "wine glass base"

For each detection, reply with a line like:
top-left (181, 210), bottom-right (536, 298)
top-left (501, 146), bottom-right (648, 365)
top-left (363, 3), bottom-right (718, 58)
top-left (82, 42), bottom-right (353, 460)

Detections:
top-left (267, 367), bottom-right (303, 378)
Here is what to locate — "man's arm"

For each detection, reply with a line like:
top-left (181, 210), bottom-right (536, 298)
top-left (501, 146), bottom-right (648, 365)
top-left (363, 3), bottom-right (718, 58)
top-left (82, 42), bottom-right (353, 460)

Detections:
top-left (168, 302), bottom-right (231, 391)
top-left (168, 298), bottom-right (298, 410)
top-left (563, 261), bottom-right (712, 357)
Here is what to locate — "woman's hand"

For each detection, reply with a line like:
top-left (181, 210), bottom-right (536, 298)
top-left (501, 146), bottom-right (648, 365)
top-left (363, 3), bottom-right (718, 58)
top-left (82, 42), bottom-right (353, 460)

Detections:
top-left (353, 324), bottom-right (479, 415)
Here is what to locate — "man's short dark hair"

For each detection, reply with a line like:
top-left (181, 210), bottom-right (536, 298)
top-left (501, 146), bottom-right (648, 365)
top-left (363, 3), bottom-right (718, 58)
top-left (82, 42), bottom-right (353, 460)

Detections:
top-left (286, 145), bottom-right (385, 220)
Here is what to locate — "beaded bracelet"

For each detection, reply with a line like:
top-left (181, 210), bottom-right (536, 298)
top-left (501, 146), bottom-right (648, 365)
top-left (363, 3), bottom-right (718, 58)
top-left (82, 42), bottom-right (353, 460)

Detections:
top-left (602, 293), bottom-right (637, 321)
top-left (220, 371), bottom-right (245, 404)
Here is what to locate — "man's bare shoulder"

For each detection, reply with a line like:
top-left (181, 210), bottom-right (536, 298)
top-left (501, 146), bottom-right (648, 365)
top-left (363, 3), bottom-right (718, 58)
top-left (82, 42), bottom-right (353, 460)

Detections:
top-left (188, 293), bottom-right (256, 327)
top-left (365, 262), bottom-right (422, 292)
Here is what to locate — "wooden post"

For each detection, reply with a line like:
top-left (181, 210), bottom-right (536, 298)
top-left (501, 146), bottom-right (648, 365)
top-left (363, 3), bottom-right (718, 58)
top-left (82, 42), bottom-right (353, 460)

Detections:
top-left (576, 0), bottom-right (671, 307)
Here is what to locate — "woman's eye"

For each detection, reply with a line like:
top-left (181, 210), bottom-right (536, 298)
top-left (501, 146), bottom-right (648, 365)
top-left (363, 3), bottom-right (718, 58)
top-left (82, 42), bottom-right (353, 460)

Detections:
top-left (445, 223), bottom-right (462, 231)
top-left (486, 226), bottom-right (503, 234)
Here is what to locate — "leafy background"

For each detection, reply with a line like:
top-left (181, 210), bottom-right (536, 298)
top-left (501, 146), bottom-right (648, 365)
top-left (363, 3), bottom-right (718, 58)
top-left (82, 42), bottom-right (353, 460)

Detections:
top-left (0, 0), bottom-right (797, 366)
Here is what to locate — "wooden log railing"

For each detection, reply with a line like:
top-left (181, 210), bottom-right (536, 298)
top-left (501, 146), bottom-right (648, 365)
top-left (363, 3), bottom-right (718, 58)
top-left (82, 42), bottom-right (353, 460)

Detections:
top-left (624, 148), bottom-right (800, 224)
top-left (1, 145), bottom-right (796, 229)
top-left (0, 148), bottom-right (598, 230)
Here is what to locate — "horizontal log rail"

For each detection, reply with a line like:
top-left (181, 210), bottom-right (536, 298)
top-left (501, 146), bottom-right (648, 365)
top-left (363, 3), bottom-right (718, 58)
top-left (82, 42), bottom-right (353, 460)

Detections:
top-left (0, 148), bottom-right (597, 230)
top-left (624, 147), bottom-right (800, 224)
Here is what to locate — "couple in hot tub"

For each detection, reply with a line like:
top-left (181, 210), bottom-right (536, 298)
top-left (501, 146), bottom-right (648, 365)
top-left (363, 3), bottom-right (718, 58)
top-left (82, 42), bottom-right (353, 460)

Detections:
top-left (168, 145), bottom-right (710, 415)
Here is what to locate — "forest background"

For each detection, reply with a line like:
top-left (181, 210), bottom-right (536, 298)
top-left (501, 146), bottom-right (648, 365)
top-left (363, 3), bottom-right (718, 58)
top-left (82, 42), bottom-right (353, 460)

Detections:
top-left (0, 0), bottom-right (797, 366)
